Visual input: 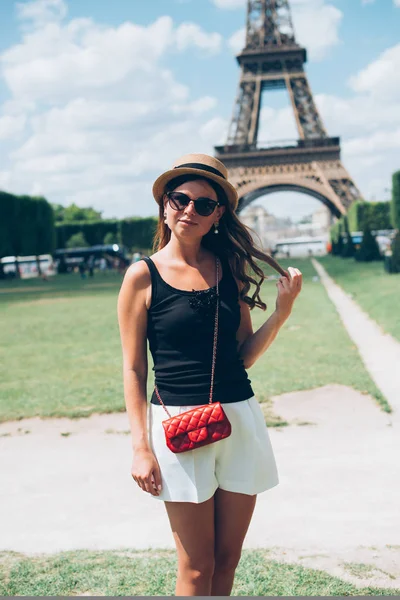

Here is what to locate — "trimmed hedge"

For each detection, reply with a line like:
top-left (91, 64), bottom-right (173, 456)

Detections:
top-left (56, 217), bottom-right (158, 252)
top-left (391, 170), bottom-right (400, 230)
top-left (56, 220), bottom-right (121, 248)
top-left (0, 192), bottom-right (55, 259)
top-left (355, 225), bottom-right (382, 262)
top-left (347, 200), bottom-right (391, 232)
top-left (391, 232), bottom-right (400, 273)
top-left (341, 216), bottom-right (356, 258)
top-left (120, 217), bottom-right (157, 252)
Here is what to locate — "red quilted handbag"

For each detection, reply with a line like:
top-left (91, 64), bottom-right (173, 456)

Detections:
top-left (154, 257), bottom-right (232, 453)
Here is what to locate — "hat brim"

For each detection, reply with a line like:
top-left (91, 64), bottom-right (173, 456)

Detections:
top-left (152, 167), bottom-right (238, 212)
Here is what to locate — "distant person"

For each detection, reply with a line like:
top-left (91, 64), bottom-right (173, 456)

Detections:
top-left (78, 262), bottom-right (86, 279)
top-left (117, 153), bottom-right (303, 596)
top-left (88, 255), bottom-right (95, 277)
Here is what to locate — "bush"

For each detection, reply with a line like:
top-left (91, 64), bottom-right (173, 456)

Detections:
top-left (330, 219), bottom-right (343, 255)
top-left (56, 220), bottom-right (120, 248)
top-left (348, 200), bottom-right (391, 232)
top-left (391, 232), bottom-right (400, 273)
top-left (391, 170), bottom-right (400, 230)
top-left (341, 216), bottom-right (356, 258)
top-left (103, 232), bottom-right (118, 245)
top-left (66, 232), bottom-right (89, 249)
top-left (355, 225), bottom-right (382, 262)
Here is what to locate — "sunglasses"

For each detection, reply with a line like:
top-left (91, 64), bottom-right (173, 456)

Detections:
top-left (166, 191), bottom-right (221, 217)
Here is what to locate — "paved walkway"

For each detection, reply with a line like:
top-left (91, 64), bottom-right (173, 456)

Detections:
top-left (1, 383), bottom-right (399, 589)
top-left (312, 258), bottom-right (400, 420)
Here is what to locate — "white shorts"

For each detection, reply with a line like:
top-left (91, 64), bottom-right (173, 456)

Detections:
top-left (148, 395), bottom-right (279, 503)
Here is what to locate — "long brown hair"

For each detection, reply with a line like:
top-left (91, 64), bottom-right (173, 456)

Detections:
top-left (152, 175), bottom-right (286, 311)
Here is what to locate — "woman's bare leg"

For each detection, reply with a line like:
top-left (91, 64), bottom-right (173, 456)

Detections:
top-left (211, 488), bottom-right (257, 596)
top-left (164, 495), bottom-right (215, 596)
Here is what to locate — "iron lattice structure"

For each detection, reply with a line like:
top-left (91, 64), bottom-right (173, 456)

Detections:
top-left (215, 0), bottom-right (362, 217)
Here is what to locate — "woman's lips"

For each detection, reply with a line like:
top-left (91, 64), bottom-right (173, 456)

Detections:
top-left (180, 221), bottom-right (197, 226)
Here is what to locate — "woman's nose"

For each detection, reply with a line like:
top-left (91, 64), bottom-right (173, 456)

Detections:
top-left (184, 200), bottom-right (198, 215)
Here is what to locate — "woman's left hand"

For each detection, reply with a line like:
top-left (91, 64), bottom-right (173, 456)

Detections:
top-left (275, 267), bottom-right (303, 321)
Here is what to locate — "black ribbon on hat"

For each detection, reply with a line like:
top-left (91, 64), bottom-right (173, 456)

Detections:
top-left (174, 162), bottom-right (226, 180)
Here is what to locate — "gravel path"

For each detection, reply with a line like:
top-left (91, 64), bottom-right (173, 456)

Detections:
top-left (1, 383), bottom-right (399, 589)
top-left (312, 258), bottom-right (400, 418)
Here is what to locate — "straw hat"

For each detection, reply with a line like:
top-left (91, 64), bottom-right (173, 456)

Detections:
top-left (152, 153), bottom-right (238, 212)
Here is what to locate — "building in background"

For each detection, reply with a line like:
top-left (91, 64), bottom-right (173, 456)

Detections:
top-left (239, 203), bottom-right (332, 257)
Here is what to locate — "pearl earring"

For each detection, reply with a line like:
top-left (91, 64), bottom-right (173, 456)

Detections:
top-left (214, 221), bottom-right (219, 234)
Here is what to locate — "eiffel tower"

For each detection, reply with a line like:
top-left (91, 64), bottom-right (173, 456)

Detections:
top-left (214, 0), bottom-right (362, 218)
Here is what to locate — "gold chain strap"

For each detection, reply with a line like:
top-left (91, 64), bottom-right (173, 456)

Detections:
top-left (154, 257), bottom-right (220, 418)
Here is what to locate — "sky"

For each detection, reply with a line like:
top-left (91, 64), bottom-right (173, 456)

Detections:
top-left (0, 0), bottom-right (399, 221)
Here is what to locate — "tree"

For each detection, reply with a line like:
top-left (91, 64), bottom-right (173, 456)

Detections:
top-left (51, 203), bottom-right (66, 223)
top-left (335, 232), bottom-right (344, 256)
top-left (52, 203), bottom-right (103, 222)
top-left (341, 216), bottom-right (356, 258)
top-left (391, 232), bottom-right (400, 273)
top-left (391, 170), bottom-right (400, 230)
top-left (355, 225), bottom-right (382, 262)
top-left (66, 232), bottom-right (89, 248)
top-left (64, 204), bottom-right (102, 222)
top-left (103, 232), bottom-right (118, 245)
top-left (34, 198), bottom-right (56, 275)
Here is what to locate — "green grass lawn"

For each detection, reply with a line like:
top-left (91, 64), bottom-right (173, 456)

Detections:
top-left (318, 255), bottom-right (400, 342)
top-left (0, 549), bottom-right (398, 596)
top-left (251, 257), bottom-right (389, 418)
top-left (0, 259), bottom-right (389, 424)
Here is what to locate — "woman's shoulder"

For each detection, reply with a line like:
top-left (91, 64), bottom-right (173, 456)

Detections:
top-left (122, 259), bottom-right (152, 309)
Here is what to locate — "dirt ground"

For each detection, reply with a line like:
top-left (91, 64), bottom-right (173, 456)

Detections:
top-left (1, 383), bottom-right (399, 590)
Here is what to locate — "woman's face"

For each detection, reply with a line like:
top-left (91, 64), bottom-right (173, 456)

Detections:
top-left (163, 179), bottom-right (226, 238)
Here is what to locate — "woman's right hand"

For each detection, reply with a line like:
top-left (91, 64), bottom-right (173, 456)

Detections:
top-left (131, 448), bottom-right (162, 496)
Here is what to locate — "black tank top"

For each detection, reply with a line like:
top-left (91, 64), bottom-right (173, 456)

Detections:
top-left (141, 254), bottom-right (254, 406)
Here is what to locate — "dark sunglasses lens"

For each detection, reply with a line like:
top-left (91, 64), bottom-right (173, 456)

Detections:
top-left (195, 199), bottom-right (217, 216)
top-left (168, 192), bottom-right (190, 210)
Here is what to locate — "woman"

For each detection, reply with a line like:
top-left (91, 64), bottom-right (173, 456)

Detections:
top-left (117, 153), bottom-right (302, 596)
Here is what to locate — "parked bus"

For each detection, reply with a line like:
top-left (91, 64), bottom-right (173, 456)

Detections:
top-left (0, 254), bottom-right (56, 280)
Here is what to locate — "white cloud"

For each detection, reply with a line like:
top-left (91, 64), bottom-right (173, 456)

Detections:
top-left (175, 23), bottom-right (222, 54)
top-left (0, 9), bottom-right (225, 217)
top-left (344, 128), bottom-right (400, 156)
top-left (16, 0), bottom-right (67, 26)
top-left (258, 106), bottom-right (298, 142)
top-left (293, 1), bottom-right (342, 61)
top-left (199, 117), bottom-right (228, 146)
top-left (0, 115), bottom-right (27, 140)
top-left (228, 27), bottom-right (245, 54)
top-left (362, 0), bottom-right (400, 5)
top-left (2, 17), bottom-right (185, 104)
top-left (349, 43), bottom-right (400, 101)
top-left (212, 0), bottom-right (245, 8)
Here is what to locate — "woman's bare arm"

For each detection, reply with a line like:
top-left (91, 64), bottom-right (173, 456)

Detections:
top-left (117, 261), bottom-right (162, 496)
top-left (235, 267), bottom-right (303, 369)
top-left (117, 261), bottom-right (150, 451)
